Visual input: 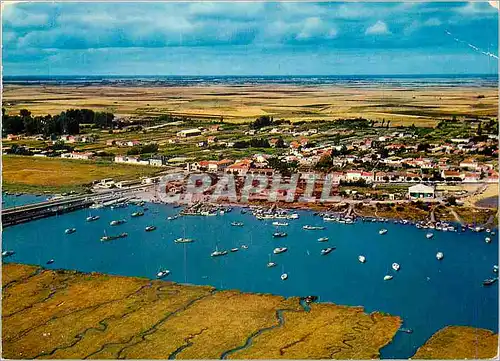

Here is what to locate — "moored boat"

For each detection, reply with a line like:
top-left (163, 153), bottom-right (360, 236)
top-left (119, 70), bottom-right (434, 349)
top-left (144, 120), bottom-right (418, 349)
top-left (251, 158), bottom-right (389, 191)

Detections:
top-left (485, 237), bottom-right (491, 243)
top-left (273, 247), bottom-right (288, 254)
top-left (167, 215), bottom-right (179, 221)
top-left (317, 237), bottom-right (329, 242)
top-left (241, 245), bottom-right (249, 249)
top-left (426, 233), bottom-right (434, 239)
top-left (358, 255), bottom-right (366, 263)
top-left (145, 226), bottom-right (157, 232)
top-left (379, 229), bottom-right (388, 235)
top-left (86, 215), bottom-right (100, 222)
top-left (211, 245), bottom-right (228, 257)
top-left (302, 225), bottom-right (325, 230)
top-left (230, 248), bottom-right (239, 252)
top-left (392, 263), bottom-right (400, 271)
top-left (321, 247), bottom-right (335, 255)
top-left (384, 275), bottom-right (393, 281)
top-left (110, 219), bottom-right (126, 226)
top-left (231, 222), bottom-right (244, 227)
top-left (46, 259), bottom-right (55, 264)
top-left (174, 238), bottom-right (194, 243)
top-left (273, 232), bottom-right (287, 238)
top-left (483, 278), bottom-right (498, 286)
top-left (65, 228), bottom-right (76, 234)
top-left (2, 250), bottom-right (15, 258)
top-left (131, 211), bottom-right (144, 217)
top-left (157, 270), bottom-right (170, 278)
top-left (272, 222), bottom-right (288, 227)
top-left (494, 265), bottom-right (499, 273)
top-left (436, 252), bottom-right (444, 260)
top-left (101, 232), bottom-right (128, 242)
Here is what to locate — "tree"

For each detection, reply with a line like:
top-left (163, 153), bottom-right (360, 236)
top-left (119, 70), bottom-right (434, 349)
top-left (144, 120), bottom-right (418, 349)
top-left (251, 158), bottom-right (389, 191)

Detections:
top-left (315, 154), bottom-right (333, 170)
top-left (251, 116), bottom-right (272, 129)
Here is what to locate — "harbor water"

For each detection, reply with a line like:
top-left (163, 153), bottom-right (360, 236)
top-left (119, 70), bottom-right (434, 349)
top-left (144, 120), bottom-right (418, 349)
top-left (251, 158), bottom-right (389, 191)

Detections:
top-left (2, 195), bottom-right (498, 359)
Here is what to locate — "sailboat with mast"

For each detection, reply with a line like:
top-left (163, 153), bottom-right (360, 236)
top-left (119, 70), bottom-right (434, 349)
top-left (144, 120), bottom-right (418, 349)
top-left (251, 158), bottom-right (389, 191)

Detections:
top-left (211, 241), bottom-right (228, 257)
top-left (267, 254), bottom-right (277, 268)
top-left (280, 265), bottom-right (288, 280)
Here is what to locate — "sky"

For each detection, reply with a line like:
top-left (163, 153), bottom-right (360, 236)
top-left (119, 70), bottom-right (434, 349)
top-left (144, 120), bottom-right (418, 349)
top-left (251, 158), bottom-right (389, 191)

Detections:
top-left (2, 1), bottom-right (499, 76)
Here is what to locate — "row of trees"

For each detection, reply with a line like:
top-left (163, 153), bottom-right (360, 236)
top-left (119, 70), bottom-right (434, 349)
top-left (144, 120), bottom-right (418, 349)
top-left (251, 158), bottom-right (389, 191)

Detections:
top-left (2, 108), bottom-right (115, 136)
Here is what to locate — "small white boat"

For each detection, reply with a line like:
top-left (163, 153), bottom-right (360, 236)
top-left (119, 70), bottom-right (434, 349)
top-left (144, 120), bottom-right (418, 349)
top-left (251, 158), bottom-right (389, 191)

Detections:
top-left (65, 228), bottom-right (76, 234)
top-left (493, 265), bottom-right (499, 273)
top-left (230, 248), bottom-right (239, 252)
top-left (485, 237), bottom-right (491, 244)
top-left (272, 222), bottom-right (288, 227)
top-left (426, 233), bottom-right (434, 239)
top-left (486, 229), bottom-right (491, 233)
top-left (281, 273), bottom-right (288, 280)
top-left (358, 255), bottom-right (366, 263)
top-left (392, 263), bottom-right (400, 271)
top-left (436, 252), bottom-right (444, 260)
top-left (318, 237), bottom-right (329, 242)
top-left (46, 259), bottom-right (55, 265)
top-left (379, 229), bottom-right (388, 235)
top-left (241, 245), bottom-right (249, 249)
top-left (211, 245), bottom-right (228, 257)
top-left (273, 247), bottom-right (288, 254)
top-left (288, 213), bottom-right (299, 219)
top-left (167, 215), bottom-right (179, 221)
top-left (384, 275), bottom-right (393, 281)
top-left (303, 225), bottom-right (325, 230)
top-left (110, 219), bottom-right (126, 226)
top-left (174, 238), bottom-right (194, 243)
top-left (145, 226), bottom-right (157, 232)
top-left (273, 232), bottom-right (287, 238)
top-left (267, 262), bottom-right (277, 267)
top-left (157, 270), bottom-right (170, 278)
top-left (231, 222), bottom-right (244, 227)
top-left (131, 211), bottom-right (144, 217)
top-left (2, 250), bottom-right (15, 257)
top-left (321, 247), bottom-right (335, 255)
top-left (86, 215), bottom-right (100, 222)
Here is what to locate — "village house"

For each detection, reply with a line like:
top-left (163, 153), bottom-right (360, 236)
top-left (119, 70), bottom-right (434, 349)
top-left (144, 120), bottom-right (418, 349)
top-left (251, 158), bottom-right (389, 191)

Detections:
top-left (459, 158), bottom-right (479, 171)
top-left (463, 172), bottom-right (481, 183)
top-left (177, 128), bottom-right (202, 137)
top-left (408, 184), bottom-right (435, 199)
top-left (114, 155), bottom-right (149, 166)
top-left (61, 151), bottom-right (94, 160)
top-left (6, 134), bottom-right (20, 141)
top-left (441, 170), bottom-right (464, 181)
top-left (226, 163), bottom-right (251, 176)
top-left (207, 136), bottom-right (218, 144)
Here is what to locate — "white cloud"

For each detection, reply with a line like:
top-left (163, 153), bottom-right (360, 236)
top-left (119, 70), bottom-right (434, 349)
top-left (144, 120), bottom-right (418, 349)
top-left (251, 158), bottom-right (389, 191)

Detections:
top-left (365, 21), bottom-right (390, 35)
top-left (296, 17), bottom-right (337, 40)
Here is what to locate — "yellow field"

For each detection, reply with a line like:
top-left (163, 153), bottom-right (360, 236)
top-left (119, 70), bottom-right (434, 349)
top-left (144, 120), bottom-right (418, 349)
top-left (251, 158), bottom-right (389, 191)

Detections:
top-left (2, 155), bottom-right (159, 190)
top-left (3, 84), bottom-right (498, 127)
top-left (413, 326), bottom-right (498, 359)
top-left (2, 263), bottom-right (401, 359)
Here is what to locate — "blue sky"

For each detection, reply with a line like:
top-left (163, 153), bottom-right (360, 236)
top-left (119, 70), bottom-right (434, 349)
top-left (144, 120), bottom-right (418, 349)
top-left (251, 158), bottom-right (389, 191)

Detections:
top-left (2, 1), bottom-right (498, 76)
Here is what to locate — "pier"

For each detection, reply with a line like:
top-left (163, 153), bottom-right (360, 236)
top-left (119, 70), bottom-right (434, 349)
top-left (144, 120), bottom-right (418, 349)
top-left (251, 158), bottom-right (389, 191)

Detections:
top-left (2, 186), bottom-right (150, 227)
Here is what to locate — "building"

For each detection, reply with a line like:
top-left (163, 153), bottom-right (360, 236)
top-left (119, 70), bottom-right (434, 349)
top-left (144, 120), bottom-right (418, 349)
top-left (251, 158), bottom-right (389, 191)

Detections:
top-left (61, 152), bottom-right (94, 160)
top-left (177, 129), bottom-right (202, 137)
top-left (408, 184), bottom-right (435, 199)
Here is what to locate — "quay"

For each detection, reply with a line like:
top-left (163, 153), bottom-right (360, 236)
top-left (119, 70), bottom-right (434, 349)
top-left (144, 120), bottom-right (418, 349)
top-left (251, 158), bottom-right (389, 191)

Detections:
top-left (1, 185), bottom-right (151, 227)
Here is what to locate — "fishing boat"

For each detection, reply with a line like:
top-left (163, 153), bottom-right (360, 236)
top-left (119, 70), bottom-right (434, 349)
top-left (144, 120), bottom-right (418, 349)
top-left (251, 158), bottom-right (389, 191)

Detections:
top-left (426, 233), bottom-right (434, 239)
top-left (230, 248), bottom-right (239, 252)
top-left (384, 275), bottom-right (393, 281)
top-left (46, 259), bottom-right (55, 265)
top-left (231, 222), bottom-right (244, 227)
top-left (100, 232), bottom-right (128, 242)
top-left (379, 229), bottom-right (388, 235)
top-left (280, 265), bottom-right (288, 280)
top-left (272, 222), bottom-right (288, 227)
top-left (110, 219), bottom-right (126, 226)
top-left (65, 228), bottom-right (76, 234)
top-left (131, 211), bottom-right (144, 217)
top-left (485, 237), bottom-right (491, 243)
top-left (273, 232), bottom-right (287, 238)
top-left (273, 247), bottom-right (288, 255)
top-left (157, 270), bottom-right (170, 279)
top-left (2, 250), bottom-right (15, 258)
top-left (174, 238), bottom-right (194, 243)
top-left (267, 254), bottom-right (277, 268)
top-left (211, 244), bottom-right (228, 257)
top-left (358, 255), bottom-right (366, 263)
top-left (436, 252), bottom-right (444, 260)
top-left (392, 263), bottom-right (400, 271)
top-left (302, 225), bottom-right (325, 230)
top-left (167, 215), bottom-right (179, 221)
top-left (145, 226), bottom-right (157, 232)
top-left (483, 278), bottom-right (498, 286)
top-left (321, 247), bottom-right (335, 255)
top-left (86, 215), bottom-right (100, 222)
top-left (318, 237), bottom-right (329, 242)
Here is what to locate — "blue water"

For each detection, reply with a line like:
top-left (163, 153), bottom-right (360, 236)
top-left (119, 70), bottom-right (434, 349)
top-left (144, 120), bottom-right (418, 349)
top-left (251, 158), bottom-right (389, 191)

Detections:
top-left (2, 193), bottom-right (48, 208)
top-left (2, 201), bottom-right (498, 359)
top-left (3, 74), bottom-right (498, 88)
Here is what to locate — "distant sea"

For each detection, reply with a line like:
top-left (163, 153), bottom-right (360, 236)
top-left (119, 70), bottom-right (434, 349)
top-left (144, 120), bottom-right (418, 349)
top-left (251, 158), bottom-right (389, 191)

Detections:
top-left (3, 74), bottom-right (498, 88)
